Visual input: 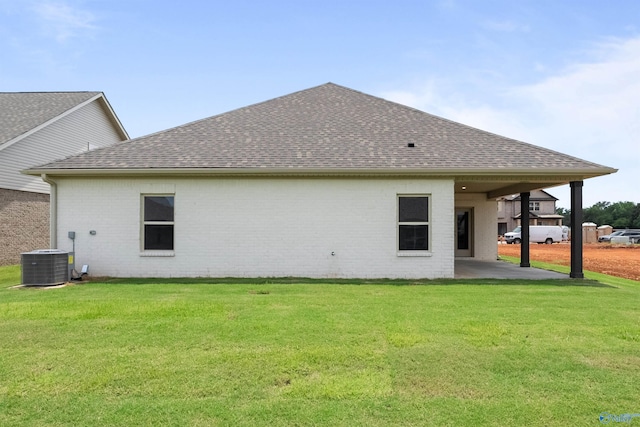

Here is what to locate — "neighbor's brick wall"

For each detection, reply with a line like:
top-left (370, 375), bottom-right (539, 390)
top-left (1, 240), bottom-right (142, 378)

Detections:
top-left (0, 189), bottom-right (50, 265)
top-left (54, 177), bottom-right (455, 279)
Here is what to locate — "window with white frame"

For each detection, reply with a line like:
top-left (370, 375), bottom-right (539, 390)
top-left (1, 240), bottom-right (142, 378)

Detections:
top-left (142, 195), bottom-right (174, 250)
top-left (398, 195), bottom-right (430, 251)
top-left (529, 201), bottom-right (540, 211)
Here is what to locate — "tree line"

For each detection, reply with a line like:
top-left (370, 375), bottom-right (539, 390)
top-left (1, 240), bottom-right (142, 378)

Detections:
top-left (556, 201), bottom-right (640, 229)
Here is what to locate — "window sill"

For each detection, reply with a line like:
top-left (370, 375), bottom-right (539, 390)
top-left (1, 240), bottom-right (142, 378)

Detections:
top-left (140, 251), bottom-right (175, 257)
top-left (397, 251), bottom-right (432, 257)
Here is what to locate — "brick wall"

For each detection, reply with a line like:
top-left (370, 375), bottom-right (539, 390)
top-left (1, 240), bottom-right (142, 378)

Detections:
top-left (0, 189), bottom-right (50, 265)
top-left (54, 177), bottom-right (456, 279)
top-left (455, 193), bottom-right (498, 261)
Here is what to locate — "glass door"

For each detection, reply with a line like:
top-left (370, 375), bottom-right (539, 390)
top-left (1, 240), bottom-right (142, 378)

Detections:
top-left (456, 209), bottom-right (473, 257)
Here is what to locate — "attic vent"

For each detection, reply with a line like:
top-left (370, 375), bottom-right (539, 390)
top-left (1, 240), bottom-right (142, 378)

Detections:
top-left (21, 250), bottom-right (69, 286)
top-left (407, 143), bottom-right (415, 148)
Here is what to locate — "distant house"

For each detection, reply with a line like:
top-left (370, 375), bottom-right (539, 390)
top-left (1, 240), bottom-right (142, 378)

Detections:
top-left (497, 189), bottom-right (565, 235)
top-left (1, 92), bottom-right (128, 265)
top-left (25, 83), bottom-right (615, 279)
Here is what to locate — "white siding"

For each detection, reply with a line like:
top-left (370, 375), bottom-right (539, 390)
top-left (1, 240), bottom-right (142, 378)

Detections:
top-left (456, 193), bottom-right (498, 261)
top-left (0, 100), bottom-right (125, 194)
top-left (55, 177), bottom-right (456, 279)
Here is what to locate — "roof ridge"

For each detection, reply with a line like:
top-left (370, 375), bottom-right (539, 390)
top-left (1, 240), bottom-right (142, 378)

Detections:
top-left (119, 83), bottom-right (340, 143)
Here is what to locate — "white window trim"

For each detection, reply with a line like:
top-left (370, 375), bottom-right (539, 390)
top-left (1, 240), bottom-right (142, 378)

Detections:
top-left (140, 250), bottom-right (175, 257)
top-left (397, 194), bottom-right (432, 256)
top-left (397, 251), bottom-right (433, 257)
top-left (141, 194), bottom-right (175, 255)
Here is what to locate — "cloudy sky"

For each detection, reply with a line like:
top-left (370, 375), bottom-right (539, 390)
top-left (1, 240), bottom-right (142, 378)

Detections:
top-left (1, 0), bottom-right (638, 208)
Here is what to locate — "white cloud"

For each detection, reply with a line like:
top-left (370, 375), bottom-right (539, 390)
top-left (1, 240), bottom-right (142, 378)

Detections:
top-left (511, 37), bottom-right (640, 145)
top-left (380, 36), bottom-right (640, 207)
top-left (382, 81), bottom-right (441, 112)
top-left (32, 1), bottom-right (96, 42)
top-left (381, 81), bottom-right (529, 141)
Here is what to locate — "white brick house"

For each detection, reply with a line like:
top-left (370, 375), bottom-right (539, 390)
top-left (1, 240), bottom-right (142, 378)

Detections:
top-left (1, 92), bottom-right (128, 264)
top-left (25, 84), bottom-right (615, 279)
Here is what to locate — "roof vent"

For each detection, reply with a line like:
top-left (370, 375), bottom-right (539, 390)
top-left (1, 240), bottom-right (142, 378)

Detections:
top-left (407, 143), bottom-right (415, 148)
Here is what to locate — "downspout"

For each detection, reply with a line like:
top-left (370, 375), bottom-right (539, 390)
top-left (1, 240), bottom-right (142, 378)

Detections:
top-left (41, 174), bottom-right (57, 248)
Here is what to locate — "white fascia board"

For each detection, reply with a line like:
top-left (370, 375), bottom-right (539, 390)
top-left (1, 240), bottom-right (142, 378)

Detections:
top-left (22, 166), bottom-right (618, 179)
top-left (96, 94), bottom-right (129, 140)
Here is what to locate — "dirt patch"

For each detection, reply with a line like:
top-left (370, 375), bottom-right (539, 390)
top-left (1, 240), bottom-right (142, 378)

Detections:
top-left (498, 243), bottom-right (640, 281)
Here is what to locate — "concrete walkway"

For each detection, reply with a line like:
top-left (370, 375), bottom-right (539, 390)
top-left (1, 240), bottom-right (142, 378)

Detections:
top-left (455, 259), bottom-right (568, 279)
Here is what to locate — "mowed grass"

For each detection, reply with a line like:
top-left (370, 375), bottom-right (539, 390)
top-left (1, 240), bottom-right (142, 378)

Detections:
top-left (1, 267), bottom-right (639, 426)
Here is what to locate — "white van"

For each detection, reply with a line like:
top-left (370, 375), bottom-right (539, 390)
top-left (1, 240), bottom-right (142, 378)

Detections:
top-left (504, 225), bottom-right (564, 244)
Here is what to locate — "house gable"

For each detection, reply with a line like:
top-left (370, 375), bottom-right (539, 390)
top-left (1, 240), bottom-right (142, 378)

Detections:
top-left (1, 92), bottom-right (128, 193)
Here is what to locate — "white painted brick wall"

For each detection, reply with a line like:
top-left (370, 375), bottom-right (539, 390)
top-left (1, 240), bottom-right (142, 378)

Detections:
top-left (455, 193), bottom-right (498, 261)
top-left (55, 177), bottom-right (455, 278)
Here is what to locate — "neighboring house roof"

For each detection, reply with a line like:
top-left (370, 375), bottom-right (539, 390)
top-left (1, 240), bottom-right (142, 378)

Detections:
top-left (3, 91), bottom-right (130, 194)
top-left (514, 213), bottom-right (564, 219)
top-left (0, 92), bottom-right (128, 149)
top-left (25, 83), bottom-right (616, 198)
top-left (509, 189), bottom-right (559, 201)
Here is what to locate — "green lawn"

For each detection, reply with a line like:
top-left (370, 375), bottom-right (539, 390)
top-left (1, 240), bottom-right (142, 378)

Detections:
top-left (1, 266), bottom-right (638, 426)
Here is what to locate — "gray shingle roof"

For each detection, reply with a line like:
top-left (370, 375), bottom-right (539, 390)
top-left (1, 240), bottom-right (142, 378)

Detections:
top-left (0, 92), bottom-right (101, 145)
top-left (28, 83), bottom-right (614, 174)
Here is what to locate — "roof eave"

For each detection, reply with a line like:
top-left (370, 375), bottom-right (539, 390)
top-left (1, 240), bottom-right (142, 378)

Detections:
top-left (95, 94), bottom-right (129, 140)
top-left (23, 166), bottom-right (618, 179)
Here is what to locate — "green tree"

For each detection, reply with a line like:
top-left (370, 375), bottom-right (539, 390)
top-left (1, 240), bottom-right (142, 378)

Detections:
top-left (581, 201), bottom-right (640, 228)
top-left (609, 201), bottom-right (636, 228)
top-left (583, 201), bottom-right (612, 226)
top-left (631, 204), bottom-right (640, 228)
top-left (556, 207), bottom-right (571, 228)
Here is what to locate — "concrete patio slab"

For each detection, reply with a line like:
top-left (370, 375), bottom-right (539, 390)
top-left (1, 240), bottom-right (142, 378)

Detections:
top-left (455, 259), bottom-right (568, 279)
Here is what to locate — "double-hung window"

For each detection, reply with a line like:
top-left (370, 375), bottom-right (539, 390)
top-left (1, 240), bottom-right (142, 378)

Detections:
top-left (142, 195), bottom-right (174, 251)
top-left (529, 201), bottom-right (540, 211)
top-left (398, 195), bottom-right (430, 251)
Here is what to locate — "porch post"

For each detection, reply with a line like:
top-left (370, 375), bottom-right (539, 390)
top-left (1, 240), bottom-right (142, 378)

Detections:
top-left (570, 181), bottom-right (584, 278)
top-left (520, 192), bottom-right (530, 268)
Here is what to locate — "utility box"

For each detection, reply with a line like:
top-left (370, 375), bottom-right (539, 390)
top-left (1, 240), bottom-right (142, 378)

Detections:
top-left (582, 222), bottom-right (598, 244)
top-left (597, 225), bottom-right (613, 239)
top-left (21, 250), bottom-right (69, 286)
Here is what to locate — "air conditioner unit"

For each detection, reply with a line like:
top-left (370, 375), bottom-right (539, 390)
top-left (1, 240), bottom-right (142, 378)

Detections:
top-left (21, 250), bottom-right (69, 286)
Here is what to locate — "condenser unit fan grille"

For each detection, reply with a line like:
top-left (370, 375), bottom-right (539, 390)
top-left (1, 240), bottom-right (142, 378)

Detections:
top-left (21, 250), bottom-right (69, 286)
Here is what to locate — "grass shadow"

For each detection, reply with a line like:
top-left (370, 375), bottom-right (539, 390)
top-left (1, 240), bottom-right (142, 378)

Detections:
top-left (96, 276), bottom-right (611, 287)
